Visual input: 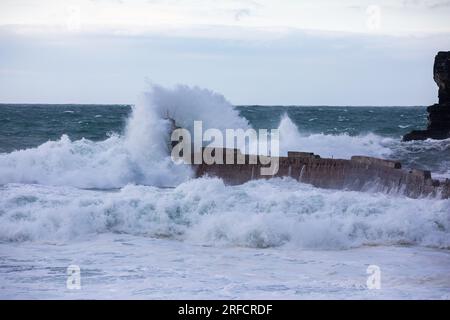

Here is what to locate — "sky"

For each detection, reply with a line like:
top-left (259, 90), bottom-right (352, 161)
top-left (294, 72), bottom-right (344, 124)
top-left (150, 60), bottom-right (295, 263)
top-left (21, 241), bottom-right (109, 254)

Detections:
top-left (1, 0), bottom-right (450, 105)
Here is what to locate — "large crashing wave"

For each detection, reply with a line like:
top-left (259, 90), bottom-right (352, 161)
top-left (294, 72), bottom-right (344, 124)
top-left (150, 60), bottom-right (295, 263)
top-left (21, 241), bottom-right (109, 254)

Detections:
top-left (0, 91), bottom-right (405, 189)
top-left (1, 178), bottom-right (449, 249)
top-left (0, 84), bottom-right (449, 250)
top-left (0, 85), bottom-right (248, 189)
top-left (146, 84), bottom-right (249, 133)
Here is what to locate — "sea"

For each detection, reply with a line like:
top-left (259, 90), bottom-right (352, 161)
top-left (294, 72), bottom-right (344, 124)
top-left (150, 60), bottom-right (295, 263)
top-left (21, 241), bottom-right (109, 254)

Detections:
top-left (0, 85), bottom-right (449, 299)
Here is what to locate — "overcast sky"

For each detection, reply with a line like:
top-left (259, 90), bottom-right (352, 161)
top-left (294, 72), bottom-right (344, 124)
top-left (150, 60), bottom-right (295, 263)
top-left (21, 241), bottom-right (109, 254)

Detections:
top-left (1, 0), bottom-right (450, 105)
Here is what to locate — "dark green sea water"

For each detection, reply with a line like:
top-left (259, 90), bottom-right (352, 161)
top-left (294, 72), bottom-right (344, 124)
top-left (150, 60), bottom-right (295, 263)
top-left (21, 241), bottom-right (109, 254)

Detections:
top-left (0, 104), bottom-right (427, 152)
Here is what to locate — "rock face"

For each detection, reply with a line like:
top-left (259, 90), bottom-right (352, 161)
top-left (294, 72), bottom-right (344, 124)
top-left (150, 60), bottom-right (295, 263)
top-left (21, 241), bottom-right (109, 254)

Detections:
top-left (403, 51), bottom-right (450, 141)
top-left (435, 51), bottom-right (450, 104)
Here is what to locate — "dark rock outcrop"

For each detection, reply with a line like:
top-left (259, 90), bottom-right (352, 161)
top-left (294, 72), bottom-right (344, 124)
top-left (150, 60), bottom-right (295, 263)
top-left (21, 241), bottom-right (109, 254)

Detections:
top-left (435, 51), bottom-right (450, 104)
top-left (403, 51), bottom-right (450, 141)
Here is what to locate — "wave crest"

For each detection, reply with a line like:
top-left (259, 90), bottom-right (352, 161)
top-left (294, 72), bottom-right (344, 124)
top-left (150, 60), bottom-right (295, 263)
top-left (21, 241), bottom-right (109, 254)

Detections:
top-left (0, 85), bottom-right (248, 188)
top-left (1, 179), bottom-right (449, 249)
top-left (278, 114), bottom-right (394, 159)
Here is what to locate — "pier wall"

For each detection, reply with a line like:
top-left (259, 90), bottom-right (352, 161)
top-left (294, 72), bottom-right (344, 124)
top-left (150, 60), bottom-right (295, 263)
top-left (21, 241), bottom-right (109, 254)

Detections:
top-left (192, 149), bottom-right (450, 199)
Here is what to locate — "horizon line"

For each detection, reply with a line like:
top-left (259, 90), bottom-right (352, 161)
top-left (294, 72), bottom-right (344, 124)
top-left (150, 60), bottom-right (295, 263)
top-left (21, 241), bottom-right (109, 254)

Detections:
top-left (0, 102), bottom-right (429, 108)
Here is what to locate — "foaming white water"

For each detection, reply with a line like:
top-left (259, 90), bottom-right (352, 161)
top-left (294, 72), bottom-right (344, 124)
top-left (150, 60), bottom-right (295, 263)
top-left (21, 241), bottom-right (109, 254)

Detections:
top-left (0, 111), bottom-right (189, 188)
top-left (388, 138), bottom-right (450, 179)
top-left (3, 234), bottom-right (450, 299)
top-left (0, 133), bottom-right (191, 189)
top-left (277, 114), bottom-right (394, 159)
top-left (146, 84), bottom-right (249, 133)
top-left (0, 84), bottom-right (426, 189)
top-left (2, 88), bottom-right (450, 300)
top-left (1, 178), bottom-right (449, 249)
top-left (0, 85), bottom-right (248, 188)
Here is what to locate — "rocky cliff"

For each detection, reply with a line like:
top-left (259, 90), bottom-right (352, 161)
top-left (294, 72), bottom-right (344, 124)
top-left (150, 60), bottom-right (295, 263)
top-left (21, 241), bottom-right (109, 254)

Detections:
top-left (403, 51), bottom-right (450, 141)
top-left (435, 51), bottom-right (450, 104)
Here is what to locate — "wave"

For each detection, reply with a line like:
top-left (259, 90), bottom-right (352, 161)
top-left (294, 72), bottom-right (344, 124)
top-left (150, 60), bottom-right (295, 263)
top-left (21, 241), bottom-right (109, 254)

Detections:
top-left (278, 114), bottom-right (394, 159)
top-left (0, 85), bottom-right (247, 188)
top-left (277, 115), bottom-right (450, 178)
top-left (387, 138), bottom-right (450, 179)
top-left (0, 84), bottom-right (449, 250)
top-left (1, 178), bottom-right (449, 249)
top-left (0, 84), bottom-right (448, 189)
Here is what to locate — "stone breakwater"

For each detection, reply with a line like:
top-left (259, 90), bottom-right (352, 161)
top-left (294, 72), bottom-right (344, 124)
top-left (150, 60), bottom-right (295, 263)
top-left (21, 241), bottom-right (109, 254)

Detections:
top-left (191, 148), bottom-right (450, 199)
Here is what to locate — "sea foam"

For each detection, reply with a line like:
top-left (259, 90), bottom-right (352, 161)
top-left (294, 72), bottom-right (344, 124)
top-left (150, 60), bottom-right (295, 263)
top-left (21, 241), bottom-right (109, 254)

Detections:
top-left (0, 85), bottom-right (449, 250)
top-left (278, 114), bottom-right (394, 159)
top-left (0, 85), bottom-right (409, 188)
top-left (0, 178), bottom-right (449, 249)
top-left (0, 85), bottom-right (248, 188)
